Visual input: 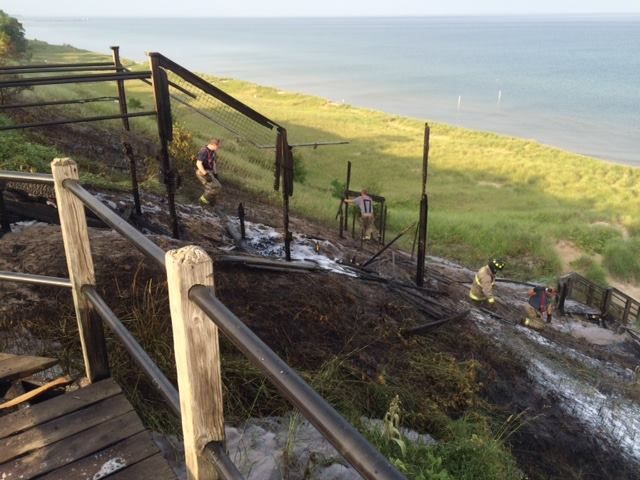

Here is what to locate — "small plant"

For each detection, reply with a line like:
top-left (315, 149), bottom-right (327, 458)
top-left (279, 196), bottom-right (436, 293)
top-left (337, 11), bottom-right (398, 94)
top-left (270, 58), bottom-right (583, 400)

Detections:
top-left (127, 97), bottom-right (144, 110)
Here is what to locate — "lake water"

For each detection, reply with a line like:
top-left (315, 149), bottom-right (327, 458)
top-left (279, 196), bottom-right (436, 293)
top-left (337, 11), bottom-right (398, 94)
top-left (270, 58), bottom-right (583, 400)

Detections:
top-left (17, 15), bottom-right (640, 165)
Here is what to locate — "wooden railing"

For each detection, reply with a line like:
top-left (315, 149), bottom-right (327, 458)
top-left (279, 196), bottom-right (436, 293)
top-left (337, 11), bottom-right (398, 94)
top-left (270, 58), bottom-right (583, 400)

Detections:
top-left (0, 160), bottom-right (405, 480)
top-left (557, 272), bottom-right (640, 325)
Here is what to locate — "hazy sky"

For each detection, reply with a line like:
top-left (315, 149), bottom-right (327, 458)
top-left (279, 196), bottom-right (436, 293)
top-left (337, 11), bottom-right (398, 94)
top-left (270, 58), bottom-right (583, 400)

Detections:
top-left (2, 0), bottom-right (639, 17)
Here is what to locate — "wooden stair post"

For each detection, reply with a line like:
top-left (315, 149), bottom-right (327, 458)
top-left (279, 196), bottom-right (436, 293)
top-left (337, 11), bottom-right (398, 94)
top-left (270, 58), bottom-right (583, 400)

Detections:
top-left (165, 246), bottom-right (224, 480)
top-left (51, 158), bottom-right (109, 383)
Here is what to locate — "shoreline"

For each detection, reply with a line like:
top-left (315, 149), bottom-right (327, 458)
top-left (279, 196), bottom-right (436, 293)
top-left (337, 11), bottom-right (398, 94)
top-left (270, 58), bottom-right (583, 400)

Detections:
top-left (16, 15), bottom-right (639, 168)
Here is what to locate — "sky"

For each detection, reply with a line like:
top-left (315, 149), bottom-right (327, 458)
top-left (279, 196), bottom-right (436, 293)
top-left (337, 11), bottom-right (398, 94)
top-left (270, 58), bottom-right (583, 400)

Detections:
top-left (2, 0), bottom-right (640, 17)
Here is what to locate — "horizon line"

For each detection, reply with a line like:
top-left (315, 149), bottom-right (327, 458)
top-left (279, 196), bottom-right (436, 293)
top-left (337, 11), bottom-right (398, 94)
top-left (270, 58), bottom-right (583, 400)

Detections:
top-left (13, 12), bottom-right (640, 19)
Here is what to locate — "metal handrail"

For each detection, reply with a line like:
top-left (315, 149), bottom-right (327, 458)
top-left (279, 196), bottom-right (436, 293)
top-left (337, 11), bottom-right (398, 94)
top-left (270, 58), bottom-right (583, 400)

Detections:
top-left (190, 285), bottom-right (405, 480)
top-left (0, 271), bottom-right (72, 288)
top-left (82, 287), bottom-right (245, 480)
top-left (63, 179), bottom-right (166, 267)
top-left (82, 285), bottom-right (180, 414)
top-left (0, 170), bottom-right (54, 184)
top-left (1, 169), bottom-right (403, 479)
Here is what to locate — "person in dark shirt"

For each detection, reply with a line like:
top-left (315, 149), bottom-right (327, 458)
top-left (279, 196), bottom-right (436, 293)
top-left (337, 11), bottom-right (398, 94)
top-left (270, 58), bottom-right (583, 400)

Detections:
top-left (522, 286), bottom-right (557, 330)
top-left (195, 138), bottom-right (222, 206)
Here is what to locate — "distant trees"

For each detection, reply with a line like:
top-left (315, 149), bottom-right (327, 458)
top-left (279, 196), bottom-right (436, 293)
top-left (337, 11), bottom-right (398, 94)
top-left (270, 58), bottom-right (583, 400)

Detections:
top-left (0, 11), bottom-right (28, 104)
top-left (0, 10), bottom-right (27, 61)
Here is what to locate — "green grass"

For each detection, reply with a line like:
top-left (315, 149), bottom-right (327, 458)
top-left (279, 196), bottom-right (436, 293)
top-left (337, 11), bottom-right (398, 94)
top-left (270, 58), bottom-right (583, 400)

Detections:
top-left (7, 40), bottom-right (640, 284)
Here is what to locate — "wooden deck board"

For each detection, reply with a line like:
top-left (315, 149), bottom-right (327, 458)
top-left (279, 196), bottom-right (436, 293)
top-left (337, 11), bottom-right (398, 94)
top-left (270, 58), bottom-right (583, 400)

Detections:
top-left (0, 393), bottom-right (133, 463)
top-left (0, 410), bottom-right (144, 479)
top-left (0, 354), bottom-right (58, 383)
top-left (0, 378), bottom-right (177, 479)
top-left (0, 377), bottom-right (121, 439)
top-left (37, 431), bottom-right (159, 480)
top-left (106, 453), bottom-right (177, 480)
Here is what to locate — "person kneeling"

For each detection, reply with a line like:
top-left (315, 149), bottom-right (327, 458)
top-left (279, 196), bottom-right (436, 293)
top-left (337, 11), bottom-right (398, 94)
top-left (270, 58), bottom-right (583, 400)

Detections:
top-left (522, 286), bottom-right (556, 330)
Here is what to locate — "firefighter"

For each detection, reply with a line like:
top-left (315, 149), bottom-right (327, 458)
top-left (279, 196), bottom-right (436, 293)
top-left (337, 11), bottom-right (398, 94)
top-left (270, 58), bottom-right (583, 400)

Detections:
top-left (522, 286), bottom-right (557, 330)
top-left (469, 258), bottom-right (505, 308)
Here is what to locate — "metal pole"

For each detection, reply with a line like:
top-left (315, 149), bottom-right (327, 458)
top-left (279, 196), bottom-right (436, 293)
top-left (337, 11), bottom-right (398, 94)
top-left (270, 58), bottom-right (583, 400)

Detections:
top-left (190, 287), bottom-right (405, 480)
top-left (63, 179), bottom-right (166, 267)
top-left (82, 285), bottom-right (180, 415)
top-left (0, 271), bottom-right (72, 288)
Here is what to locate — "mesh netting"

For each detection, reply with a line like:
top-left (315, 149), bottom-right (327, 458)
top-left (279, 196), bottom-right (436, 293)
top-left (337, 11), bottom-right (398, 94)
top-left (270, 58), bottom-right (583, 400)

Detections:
top-left (164, 69), bottom-right (281, 190)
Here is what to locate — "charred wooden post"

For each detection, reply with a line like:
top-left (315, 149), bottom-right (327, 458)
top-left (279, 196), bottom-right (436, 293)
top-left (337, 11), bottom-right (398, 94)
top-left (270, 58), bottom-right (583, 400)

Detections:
top-left (623, 299), bottom-right (632, 325)
top-left (382, 204), bottom-right (388, 244)
top-left (351, 203), bottom-right (356, 239)
top-left (601, 287), bottom-right (613, 315)
top-left (165, 246), bottom-right (224, 480)
top-left (238, 202), bottom-right (246, 240)
top-left (362, 223), bottom-right (415, 268)
top-left (343, 161), bottom-right (352, 235)
top-left (51, 158), bottom-right (109, 383)
top-left (401, 310), bottom-right (469, 336)
top-left (277, 128), bottom-right (294, 261)
top-left (149, 54), bottom-right (180, 239)
top-left (0, 182), bottom-right (9, 233)
top-left (112, 46), bottom-right (142, 217)
top-left (416, 123), bottom-right (430, 287)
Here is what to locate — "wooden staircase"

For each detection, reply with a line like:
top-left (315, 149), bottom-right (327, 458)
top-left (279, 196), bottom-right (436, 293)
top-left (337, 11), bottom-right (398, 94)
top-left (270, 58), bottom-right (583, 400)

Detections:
top-left (0, 353), bottom-right (176, 479)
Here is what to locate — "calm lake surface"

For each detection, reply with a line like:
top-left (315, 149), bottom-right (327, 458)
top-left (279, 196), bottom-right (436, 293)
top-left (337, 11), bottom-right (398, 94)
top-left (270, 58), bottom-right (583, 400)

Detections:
top-left (18, 15), bottom-right (640, 165)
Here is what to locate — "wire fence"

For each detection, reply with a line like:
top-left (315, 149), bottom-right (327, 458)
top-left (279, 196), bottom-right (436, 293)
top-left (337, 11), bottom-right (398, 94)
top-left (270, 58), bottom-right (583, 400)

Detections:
top-left (163, 69), bottom-right (280, 191)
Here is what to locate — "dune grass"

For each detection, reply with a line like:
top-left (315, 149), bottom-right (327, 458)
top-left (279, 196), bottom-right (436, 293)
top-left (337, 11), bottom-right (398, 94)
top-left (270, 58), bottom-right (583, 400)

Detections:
top-left (7, 41), bottom-right (640, 284)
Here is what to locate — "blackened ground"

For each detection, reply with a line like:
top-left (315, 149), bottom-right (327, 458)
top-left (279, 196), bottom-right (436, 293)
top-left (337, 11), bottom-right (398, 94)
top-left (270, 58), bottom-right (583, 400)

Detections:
top-left (1, 183), bottom-right (639, 479)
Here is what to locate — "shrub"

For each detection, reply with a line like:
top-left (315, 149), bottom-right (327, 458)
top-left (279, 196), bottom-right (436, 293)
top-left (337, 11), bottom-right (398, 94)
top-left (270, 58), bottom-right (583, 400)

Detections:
top-left (602, 239), bottom-right (640, 282)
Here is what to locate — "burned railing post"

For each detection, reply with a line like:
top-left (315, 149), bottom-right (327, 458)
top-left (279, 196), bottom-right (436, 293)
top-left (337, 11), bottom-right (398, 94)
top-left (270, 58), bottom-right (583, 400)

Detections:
top-left (343, 161), bottom-right (352, 235)
top-left (166, 246), bottom-right (224, 480)
top-left (149, 53), bottom-right (180, 239)
top-left (416, 123), bottom-right (430, 287)
top-left (238, 202), bottom-right (246, 240)
top-left (111, 46), bottom-right (142, 216)
top-left (0, 182), bottom-right (10, 234)
top-left (277, 128), bottom-right (294, 261)
top-left (52, 158), bottom-right (109, 383)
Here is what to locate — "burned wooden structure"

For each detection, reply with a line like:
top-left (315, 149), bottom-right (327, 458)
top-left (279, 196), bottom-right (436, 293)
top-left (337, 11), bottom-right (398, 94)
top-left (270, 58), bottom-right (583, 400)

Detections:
top-left (336, 161), bottom-right (388, 244)
top-left (0, 48), bottom-right (299, 258)
top-left (557, 272), bottom-right (640, 326)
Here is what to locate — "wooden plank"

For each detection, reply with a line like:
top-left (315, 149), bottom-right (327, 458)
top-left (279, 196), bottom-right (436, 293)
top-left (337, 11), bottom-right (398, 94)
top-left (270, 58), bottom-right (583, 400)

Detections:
top-left (52, 158), bottom-right (110, 383)
top-left (107, 453), bottom-right (176, 480)
top-left (0, 376), bottom-right (72, 410)
top-left (0, 353), bottom-right (16, 361)
top-left (0, 378), bottom-right (121, 440)
top-left (166, 246), bottom-right (224, 480)
top-left (0, 393), bottom-right (132, 463)
top-left (0, 410), bottom-right (145, 479)
top-left (37, 430), bottom-right (158, 480)
top-left (0, 355), bottom-right (58, 383)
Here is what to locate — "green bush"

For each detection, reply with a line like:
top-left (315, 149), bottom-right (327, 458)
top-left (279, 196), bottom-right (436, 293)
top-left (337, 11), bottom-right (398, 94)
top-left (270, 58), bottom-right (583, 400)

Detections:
top-left (602, 239), bottom-right (640, 282)
top-left (570, 255), bottom-right (608, 286)
top-left (434, 417), bottom-right (523, 480)
top-left (0, 119), bottom-right (60, 172)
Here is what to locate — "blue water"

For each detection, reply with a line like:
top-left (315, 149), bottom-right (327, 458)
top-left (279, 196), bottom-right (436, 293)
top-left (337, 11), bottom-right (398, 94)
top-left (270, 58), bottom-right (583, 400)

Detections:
top-left (17, 15), bottom-right (640, 165)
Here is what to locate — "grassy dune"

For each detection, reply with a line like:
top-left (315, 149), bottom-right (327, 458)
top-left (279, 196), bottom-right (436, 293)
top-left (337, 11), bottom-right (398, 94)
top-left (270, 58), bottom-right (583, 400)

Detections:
top-left (10, 41), bottom-right (640, 283)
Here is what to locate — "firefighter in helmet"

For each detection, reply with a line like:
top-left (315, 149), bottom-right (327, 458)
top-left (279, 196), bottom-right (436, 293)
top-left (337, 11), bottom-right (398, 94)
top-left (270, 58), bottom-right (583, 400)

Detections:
top-left (469, 258), bottom-right (505, 307)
